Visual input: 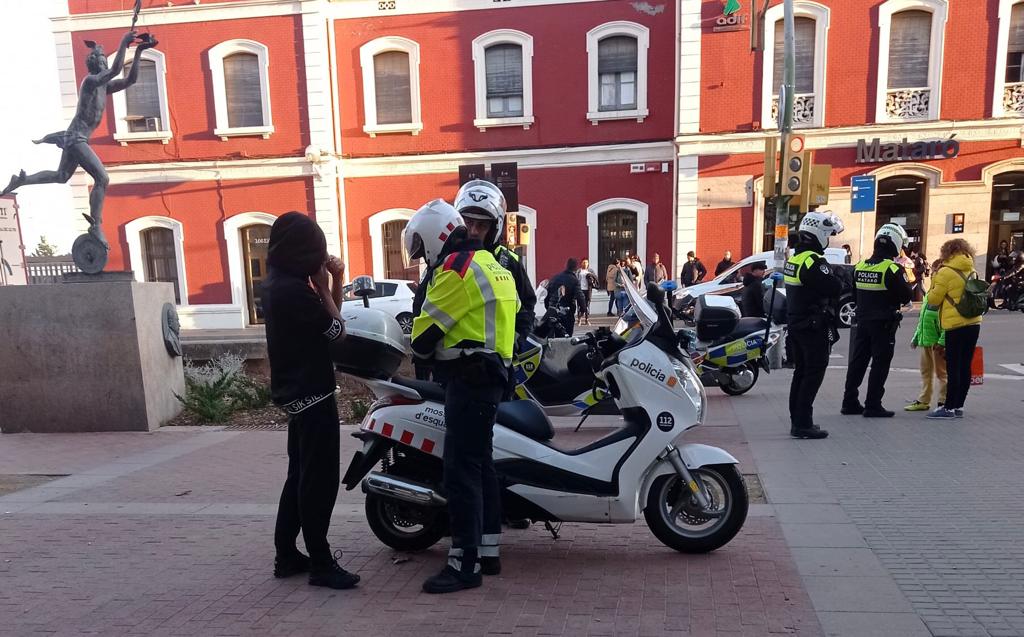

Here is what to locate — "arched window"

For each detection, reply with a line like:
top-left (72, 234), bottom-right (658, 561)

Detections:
top-left (472, 30), bottom-right (535, 131)
top-left (208, 39), bottom-right (274, 139)
top-left (876, 0), bottom-right (948, 122)
top-left (994, 0), bottom-right (1024, 117)
top-left (125, 216), bottom-right (187, 305)
top-left (586, 22), bottom-right (649, 123)
top-left (109, 48), bottom-right (171, 144)
top-left (586, 198), bottom-right (649, 284)
top-left (360, 37), bottom-right (422, 137)
top-left (760, 2), bottom-right (830, 129)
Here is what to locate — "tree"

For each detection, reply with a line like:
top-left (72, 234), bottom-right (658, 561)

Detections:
top-left (33, 236), bottom-right (57, 258)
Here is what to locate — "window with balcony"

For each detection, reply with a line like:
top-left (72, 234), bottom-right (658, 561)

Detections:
top-left (109, 48), bottom-right (171, 144)
top-left (360, 37), bottom-right (422, 137)
top-left (472, 30), bottom-right (534, 131)
top-left (876, 0), bottom-right (948, 123)
top-left (586, 22), bottom-right (649, 123)
top-left (995, 0), bottom-right (1024, 117)
top-left (760, 3), bottom-right (829, 129)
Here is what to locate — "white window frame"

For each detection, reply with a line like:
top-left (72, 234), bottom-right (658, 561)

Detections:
top-left (586, 21), bottom-right (650, 124)
top-left (760, 2), bottom-right (830, 129)
top-left (993, 0), bottom-right (1024, 118)
top-left (875, 0), bottom-right (948, 123)
top-left (586, 197), bottom-right (649, 273)
top-left (208, 39), bottom-right (274, 140)
top-left (360, 36), bottom-right (423, 137)
top-left (125, 216), bottom-right (188, 306)
top-left (224, 211), bottom-right (277, 324)
top-left (471, 29), bottom-right (535, 132)
top-left (368, 208), bottom-right (416, 280)
top-left (109, 48), bottom-right (172, 145)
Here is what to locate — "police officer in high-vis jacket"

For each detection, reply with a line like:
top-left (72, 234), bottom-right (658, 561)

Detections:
top-left (784, 211), bottom-right (846, 439)
top-left (407, 200), bottom-right (519, 594)
top-left (841, 224), bottom-right (914, 418)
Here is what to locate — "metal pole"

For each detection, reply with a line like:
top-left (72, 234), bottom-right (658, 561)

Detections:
top-left (772, 0), bottom-right (796, 270)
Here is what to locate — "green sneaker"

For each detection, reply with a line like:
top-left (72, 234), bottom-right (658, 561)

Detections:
top-left (904, 401), bottom-right (930, 412)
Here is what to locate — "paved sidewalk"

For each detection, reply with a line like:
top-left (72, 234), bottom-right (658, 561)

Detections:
top-left (0, 412), bottom-right (820, 636)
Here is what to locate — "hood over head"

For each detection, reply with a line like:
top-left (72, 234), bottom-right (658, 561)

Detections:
top-left (267, 211), bottom-right (327, 277)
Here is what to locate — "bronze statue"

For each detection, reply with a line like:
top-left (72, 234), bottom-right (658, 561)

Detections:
top-left (1, 29), bottom-right (158, 273)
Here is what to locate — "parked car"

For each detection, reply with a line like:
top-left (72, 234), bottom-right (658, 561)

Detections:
top-left (342, 278), bottom-right (418, 333)
top-left (673, 249), bottom-right (858, 328)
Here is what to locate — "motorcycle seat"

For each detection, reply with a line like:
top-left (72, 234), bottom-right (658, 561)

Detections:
top-left (496, 400), bottom-right (555, 442)
top-left (391, 376), bottom-right (446, 402)
top-left (708, 317), bottom-right (769, 346)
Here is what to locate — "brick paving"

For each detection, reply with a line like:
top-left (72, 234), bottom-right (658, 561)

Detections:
top-left (0, 406), bottom-right (821, 637)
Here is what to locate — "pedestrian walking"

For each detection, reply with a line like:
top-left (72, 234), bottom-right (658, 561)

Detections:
top-left (905, 277), bottom-right (947, 412)
top-left (547, 258), bottom-right (586, 336)
top-left (715, 250), bottom-right (734, 276)
top-left (576, 258), bottom-right (597, 325)
top-left (606, 261), bottom-right (618, 316)
top-left (784, 211), bottom-right (845, 439)
top-left (408, 200), bottom-right (519, 593)
top-left (910, 249), bottom-right (929, 303)
top-left (925, 239), bottom-right (987, 419)
top-left (680, 251), bottom-right (707, 288)
top-left (263, 212), bottom-right (360, 590)
top-left (841, 224), bottom-right (914, 418)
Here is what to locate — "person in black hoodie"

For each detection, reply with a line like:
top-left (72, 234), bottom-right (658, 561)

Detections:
top-left (545, 258), bottom-right (587, 336)
top-left (262, 212), bottom-right (359, 590)
top-left (740, 263), bottom-right (768, 318)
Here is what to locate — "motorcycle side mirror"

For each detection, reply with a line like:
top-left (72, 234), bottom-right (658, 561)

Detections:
top-left (352, 275), bottom-right (375, 308)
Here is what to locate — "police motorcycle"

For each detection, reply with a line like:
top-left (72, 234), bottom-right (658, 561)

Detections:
top-left (613, 278), bottom-right (785, 396)
top-left (335, 274), bottom-right (748, 555)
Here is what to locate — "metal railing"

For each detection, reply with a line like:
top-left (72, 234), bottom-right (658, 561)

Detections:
top-left (27, 256), bottom-right (79, 285)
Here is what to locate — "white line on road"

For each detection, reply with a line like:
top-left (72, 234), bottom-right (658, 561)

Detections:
top-left (827, 366), bottom-right (1024, 380)
top-left (999, 363), bottom-right (1024, 376)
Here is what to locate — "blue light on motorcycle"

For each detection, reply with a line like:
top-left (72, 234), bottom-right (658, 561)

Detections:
top-left (770, 271), bottom-right (784, 282)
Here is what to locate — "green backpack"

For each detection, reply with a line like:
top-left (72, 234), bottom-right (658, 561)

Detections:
top-left (943, 267), bottom-right (989, 319)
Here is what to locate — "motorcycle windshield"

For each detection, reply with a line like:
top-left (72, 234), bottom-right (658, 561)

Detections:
top-left (622, 268), bottom-right (657, 334)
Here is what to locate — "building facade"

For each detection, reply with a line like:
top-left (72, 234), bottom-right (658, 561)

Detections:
top-left (49, 0), bottom-right (1024, 329)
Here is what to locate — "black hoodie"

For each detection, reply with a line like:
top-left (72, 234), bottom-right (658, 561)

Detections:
top-left (262, 212), bottom-right (342, 412)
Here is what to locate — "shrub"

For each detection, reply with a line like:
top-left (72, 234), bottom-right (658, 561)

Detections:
top-left (350, 398), bottom-right (370, 422)
top-left (176, 353), bottom-right (270, 423)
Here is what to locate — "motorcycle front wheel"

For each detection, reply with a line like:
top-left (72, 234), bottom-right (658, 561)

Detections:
top-left (719, 362), bottom-right (759, 396)
top-left (365, 493), bottom-right (447, 552)
top-left (643, 464), bottom-right (748, 553)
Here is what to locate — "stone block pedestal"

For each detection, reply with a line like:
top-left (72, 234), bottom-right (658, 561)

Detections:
top-left (0, 275), bottom-right (185, 433)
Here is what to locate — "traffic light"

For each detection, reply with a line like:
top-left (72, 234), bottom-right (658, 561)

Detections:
top-left (781, 135), bottom-right (807, 202)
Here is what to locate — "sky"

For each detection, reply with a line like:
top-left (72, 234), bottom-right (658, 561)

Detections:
top-left (0, 0), bottom-right (76, 255)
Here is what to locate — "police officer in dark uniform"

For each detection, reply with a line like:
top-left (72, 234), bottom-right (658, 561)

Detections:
top-left (841, 224), bottom-right (914, 417)
top-left (784, 210), bottom-right (846, 439)
top-left (406, 200), bottom-right (519, 594)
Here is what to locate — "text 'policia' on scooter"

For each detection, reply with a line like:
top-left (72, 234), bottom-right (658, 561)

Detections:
top-left (331, 268), bottom-right (749, 558)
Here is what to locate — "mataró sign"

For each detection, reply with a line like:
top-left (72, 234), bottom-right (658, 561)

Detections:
top-left (855, 137), bottom-right (960, 164)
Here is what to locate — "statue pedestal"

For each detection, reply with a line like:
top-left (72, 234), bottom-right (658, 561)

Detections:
top-left (0, 276), bottom-right (185, 433)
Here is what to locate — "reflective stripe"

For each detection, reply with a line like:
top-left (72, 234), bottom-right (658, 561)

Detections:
top-left (435, 346), bottom-right (495, 360)
top-left (478, 545), bottom-right (500, 558)
top-left (422, 299), bottom-right (457, 331)
top-left (481, 533), bottom-right (501, 546)
top-left (469, 261), bottom-right (497, 351)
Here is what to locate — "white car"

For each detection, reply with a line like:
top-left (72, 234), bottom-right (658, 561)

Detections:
top-left (674, 248), bottom-right (858, 327)
top-left (343, 278), bottom-right (419, 333)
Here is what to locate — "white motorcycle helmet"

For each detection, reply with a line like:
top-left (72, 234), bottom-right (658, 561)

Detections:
top-left (875, 222), bottom-right (909, 255)
top-left (403, 199), bottom-right (466, 268)
top-left (798, 210), bottom-right (845, 250)
top-left (453, 179), bottom-right (506, 249)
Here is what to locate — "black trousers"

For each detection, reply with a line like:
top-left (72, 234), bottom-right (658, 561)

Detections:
top-left (944, 324), bottom-right (980, 410)
top-left (579, 288), bottom-right (593, 318)
top-left (789, 326), bottom-right (831, 429)
top-left (443, 362), bottom-right (504, 559)
top-left (274, 397), bottom-right (340, 563)
top-left (843, 318), bottom-right (898, 409)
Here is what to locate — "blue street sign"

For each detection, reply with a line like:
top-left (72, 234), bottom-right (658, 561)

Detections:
top-left (850, 175), bottom-right (877, 213)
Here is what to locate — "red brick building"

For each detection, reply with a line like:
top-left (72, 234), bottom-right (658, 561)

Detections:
top-left (49, 0), bottom-right (1024, 328)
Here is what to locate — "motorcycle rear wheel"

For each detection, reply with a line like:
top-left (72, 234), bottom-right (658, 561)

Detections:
top-left (643, 464), bottom-right (748, 553)
top-left (365, 492), bottom-right (448, 552)
top-left (719, 362), bottom-right (759, 396)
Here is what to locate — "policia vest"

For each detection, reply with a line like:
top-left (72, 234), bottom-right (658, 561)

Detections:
top-left (784, 250), bottom-right (829, 323)
top-left (853, 258), bottom-right (901, 321)
top-left (412, 249), bottom-right (520, 363)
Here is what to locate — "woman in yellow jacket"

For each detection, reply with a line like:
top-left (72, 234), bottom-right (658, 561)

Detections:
top-left (924, 239), bottom-right (983, 420)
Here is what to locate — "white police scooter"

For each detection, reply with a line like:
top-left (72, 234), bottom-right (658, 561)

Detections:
top-left (336, 275), bottom-right (748, 554)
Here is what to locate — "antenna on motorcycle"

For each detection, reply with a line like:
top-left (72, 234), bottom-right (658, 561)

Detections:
top-left (352, 275), bottom-right (375, 308)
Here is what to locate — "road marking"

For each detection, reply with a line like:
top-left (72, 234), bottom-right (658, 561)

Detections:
top-left (827, 366), bottom-right (1024, 381)
top-left (999, 363), bottom-right (1024, 376)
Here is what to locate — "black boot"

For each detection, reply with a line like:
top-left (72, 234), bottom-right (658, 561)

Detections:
top-left (309, 551), bottom-right (360, 590)
top-left (863, 406), bottom-right (895, 418)
top-left (480, 556), bottom-right (501, 576)
top-left (791, 425), bottom-right (829, 439)
top-left (423, 549), bottom-right (482, 594)
top-left (840, 402), bottom-right (864, 415)
top-left (273, 551), bottom-right (310, 578)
